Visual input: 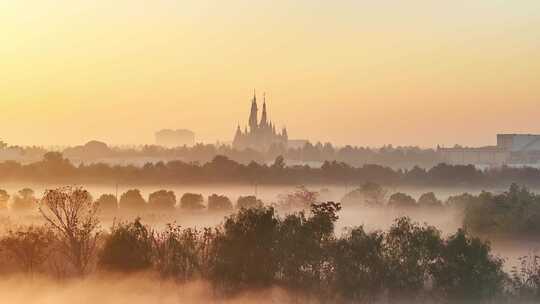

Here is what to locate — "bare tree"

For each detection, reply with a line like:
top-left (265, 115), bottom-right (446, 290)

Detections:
top-left (39, 186), bottom-right (100, 276)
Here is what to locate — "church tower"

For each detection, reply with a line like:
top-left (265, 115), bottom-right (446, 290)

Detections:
top-left (249, 91), bottom-right (258, 132)
top-left (233, 90), bottom-right (289, 151)
top-left (260, 93), bottom-right (268, 127)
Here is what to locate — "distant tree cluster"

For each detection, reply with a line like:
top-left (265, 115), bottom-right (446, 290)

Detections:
top-left (0, 185), bottom-right (255, 214)
top-left (60, 141), bottom-right (443, 168)
top-left (463, 183), bottom-right (540, 236)
top-left (2, 152), bottom-right (540, 187)
top-left (2, 187), bottom-right (536, 303)
top-left (2, 139), bottom-right (443, 169)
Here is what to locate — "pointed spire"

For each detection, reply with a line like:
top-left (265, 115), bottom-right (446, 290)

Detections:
top-left (260, 92), bottom-right (268, 127)
top-left (249, 90), bottom-right (258, 131)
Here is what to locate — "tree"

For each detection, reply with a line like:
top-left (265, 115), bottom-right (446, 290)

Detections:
top-left (333, 227), bottom-right (387, 303)
top-left (180, 193), bottom-right (205, 211)
top-left (39, 186), bottom-right (100, 276)
top-left (94, 194), bottom-right (118, 213)
top-left (431, 229), bottom-right (506, 303)
top-left (236, 196), bottom-right (263, 209)
top-left (209, 206), bottom-right (280, 292)
top-left (271, 155), bottom-right (286, 170)
top-left (0, 225), bottom-right (55, 276)
top-left (279, 186), bottom-right (319, 210)
top-left (152, 224), bottom-right (201, 282)
top-left (119, 189), bottom-right (147, 211)
top-left (417, 192), bottom-right (443, 208)
top-left (148, 190), bottom-right (176, 210)
top-left (208, 194), bottom-right (233, 212)
top-left (99, 218), bottom-right (153, 272)
top-left (277, 202), bottom-right (341, 298)
top-left (388, 192), bottom-right (417, 209)
top-left (342, 182), bottom-right (387, 207)
top-left (11, 188), bottom-right (37, 212)
top-left (446, 193), bottom-right (476, 210)
top-left (384, 217), bottom-right (442, 301)
top-left (0, 189), bottom-right (9, 210)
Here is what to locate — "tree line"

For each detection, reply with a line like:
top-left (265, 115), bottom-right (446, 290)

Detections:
top-left (2, 152), bottom-right (540, 187)
top-left (0, 186), bottom-right (539, 303)
top-left (1, 139), bottom-right (441, 168)
top-left (3, 179), bottom-right (540, 239)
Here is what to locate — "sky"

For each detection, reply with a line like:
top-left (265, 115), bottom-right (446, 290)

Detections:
top-left (1, 1), bottom-right (539, 148)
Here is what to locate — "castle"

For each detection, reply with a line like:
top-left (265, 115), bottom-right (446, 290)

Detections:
top-left (233, 92), bottom-right (288, 151)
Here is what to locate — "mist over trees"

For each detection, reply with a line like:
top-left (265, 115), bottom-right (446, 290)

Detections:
top-left (3, 153), bottom-right (540, 188)
top-left (1, 140), bottom-right (442, 169)
top-left (1, 186), bottom-right (537, 303)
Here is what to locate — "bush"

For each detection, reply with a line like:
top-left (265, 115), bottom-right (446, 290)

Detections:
top-left (99, 218), bottom-right (153, 272)
top-left (0, 225), bottom-right (55, 275)
top-left (148, 190), bottom-right (176, 210)
top-left (208, 194), bottom-right (233, 212)
top-left (180, 193), bottom-right (205, 211)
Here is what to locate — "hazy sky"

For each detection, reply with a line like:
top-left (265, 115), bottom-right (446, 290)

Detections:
top-left (1, 1), bottom-right (539, 147)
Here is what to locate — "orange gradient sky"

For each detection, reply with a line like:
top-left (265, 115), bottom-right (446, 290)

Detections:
top-left (1, 1), bottom-right (539, 147)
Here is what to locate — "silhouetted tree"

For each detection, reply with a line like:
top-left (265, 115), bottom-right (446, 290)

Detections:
top-left (152, 224), bottom-right (201, 282)
top-left (148, 190), bottom-right (176, 210)
top-left (209, 206), bottom-right (279, 293)
top-left (99, 218), bottom-right (153, 272)
top-left (94, 194), bottom-right (118, 213)
top-left (431, 229), bottom-right (506, 303)
top-left (277, 202), bottom-right (341, 298)
top-left (0, 189), bottom-right (9, 210)
top-left (342, 182), bottom-right (387, 207)
top-left (11, 188), bottom-right (37, 212)
top-left (180, 193), bottom-right (205, 211)
top-left (39, 186), bottom-right (100, 276)
top-left (208, 194), bottom-right (233, 212)
top-left (119, 189), bottom-right (147, 211)
top-left (388, 192), bottom-right (417, 209)
top-left (384, 217), bottom-right (442, 302)
top-left (279, 186), bottom-right (319, 210)
top-left (236, 195), bottom-right (263, 209)
top-left (333, 226), bottom-right (387, 303)
top-left (417, 192), bottom-right (443, 208)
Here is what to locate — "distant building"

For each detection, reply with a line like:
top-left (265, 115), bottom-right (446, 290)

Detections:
top-left (439, 134), bottom-right (540, 167)
top-left (155, 129), bottom-right (195, 147)
top-left (233, 92), bottom-right (288, 152)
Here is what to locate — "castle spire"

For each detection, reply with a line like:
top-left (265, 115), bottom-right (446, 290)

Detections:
top-left (260, 92), bottom-right (268, 127)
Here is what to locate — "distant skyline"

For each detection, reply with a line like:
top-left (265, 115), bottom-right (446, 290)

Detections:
top-left (1, 1), bottom-right (539, 148)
